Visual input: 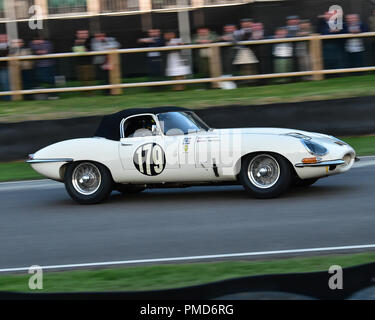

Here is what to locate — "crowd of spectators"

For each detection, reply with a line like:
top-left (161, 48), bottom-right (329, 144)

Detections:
top-left (0, 9), bottom-right (374, 98)
top-left (137, 11), bottom-right (374, 89)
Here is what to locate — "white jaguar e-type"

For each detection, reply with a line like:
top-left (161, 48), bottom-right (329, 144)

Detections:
top-left (27, 107), bottom-right (357, 204)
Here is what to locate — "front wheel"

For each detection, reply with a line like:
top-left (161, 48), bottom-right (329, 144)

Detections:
top-left (64, 161), bottom-right (113, 204)
top-left (238, 153), bottom-right (292, 199)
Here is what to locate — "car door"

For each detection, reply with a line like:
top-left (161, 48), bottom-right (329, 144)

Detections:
top-left (195, 131), bottom-right (221, 171)
top-left (118, 114), bottom-right (179, 182)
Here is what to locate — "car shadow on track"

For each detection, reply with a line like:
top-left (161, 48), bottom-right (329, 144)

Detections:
top-left (105, 184), bottom-right (357, 205)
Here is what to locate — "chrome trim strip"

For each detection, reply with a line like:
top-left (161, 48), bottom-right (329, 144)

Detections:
top-left (26, 158), bottom-right (74, 164)
top-left (295, 160), bottom-right (346, 168)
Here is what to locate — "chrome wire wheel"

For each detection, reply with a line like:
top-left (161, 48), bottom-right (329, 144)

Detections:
top-left (72, 162), bottom-right (102, 196)
top-left (248, 154), bottom-right (281, 189)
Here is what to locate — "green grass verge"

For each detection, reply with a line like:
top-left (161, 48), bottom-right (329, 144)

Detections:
top-left (1, 74), bottom-right (375, 123)
top-left (1, 252), bottom-right (374, 292)
top-left (0, 161), bottom-right (43, 182)
top-left (340, 136), bottom-right (375, 156)
top-left (0, 135), bottom-right (374, 182)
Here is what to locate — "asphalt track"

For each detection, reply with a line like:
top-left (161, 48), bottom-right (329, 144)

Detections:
top-left (0, 157), bottom-right (375, 272)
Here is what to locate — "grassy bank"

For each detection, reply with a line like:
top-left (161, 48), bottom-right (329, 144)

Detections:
top-left (1, 74), bottom-right (375, 123)
top-left (0, 161), bottom-right (43, 182)
top-left (0, 135), bottom-right (374, 182)
top-left (0, 252), bottom-right (374, 293)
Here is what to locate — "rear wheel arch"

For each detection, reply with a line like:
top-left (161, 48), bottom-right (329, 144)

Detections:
top-left (60, 160), bottom-right (115, 182)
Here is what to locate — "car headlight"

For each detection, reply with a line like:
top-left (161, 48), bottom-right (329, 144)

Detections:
top-left (301, 140), bottom-right (328, 156)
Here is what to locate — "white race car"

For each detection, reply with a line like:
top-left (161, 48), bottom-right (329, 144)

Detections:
top-left (27, 107), bottom-right (357, 204)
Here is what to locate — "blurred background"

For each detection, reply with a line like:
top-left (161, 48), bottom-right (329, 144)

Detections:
top-left (0, 0), bottom-right (375, 98)
top-left (1, 0), bottom-right (375, 298)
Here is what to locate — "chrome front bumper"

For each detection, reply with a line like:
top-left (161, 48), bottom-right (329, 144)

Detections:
top-left (295, 159), bottom-right (346, 168)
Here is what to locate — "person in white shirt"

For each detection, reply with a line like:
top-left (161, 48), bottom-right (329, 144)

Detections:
top-left (344, 14), bottom-right (368, 69)
top-left (164, 31), bottom-right (191, 91)
top-left (272, 27), bottom-right (293, 83)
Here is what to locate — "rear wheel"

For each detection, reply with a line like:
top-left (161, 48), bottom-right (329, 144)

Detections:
top-left (238, 153), bottom-right (292, 199)
top-left (64, 161), bottom-right (113, 204)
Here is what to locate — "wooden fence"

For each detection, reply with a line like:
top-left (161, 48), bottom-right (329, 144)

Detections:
top-left (1, 31), bottom-right (375, 100)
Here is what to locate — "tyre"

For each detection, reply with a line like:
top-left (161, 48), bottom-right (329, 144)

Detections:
top-left (294, 178), bottom-right (319, 187)
top-left (64, 161), bottom-right (113, 204)
top-left (116, 184), bottom-right (146, 194)
top-left (238, 153), bottom-right (292, 199)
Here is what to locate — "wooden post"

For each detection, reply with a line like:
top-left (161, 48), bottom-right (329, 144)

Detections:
top-left (309, 34), bottom-right (324, 81)
top-left (9, 59), bottom-right (22, 101)
top-left (209, 46), bottom-right (222, 88)
top-left (109, 52), bottom-right (122, 95)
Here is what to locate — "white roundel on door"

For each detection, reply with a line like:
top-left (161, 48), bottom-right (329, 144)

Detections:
top-left (133, 143), bottom-right (166, 176)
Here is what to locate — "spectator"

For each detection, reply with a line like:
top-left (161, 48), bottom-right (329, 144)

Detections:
top-left (296, 20), bottom-right (312, 79)
top-left (91, 32), bottom-right (120, 94)
top-left (0, 34), bottom-right (10, 100)
top-left (233, 19), bottom-right (259, 78)
top-left (318, 11), bottom-right (345, 71)
top-left (9, 39), bottom-right (34, 98)
top-left (192, 27), bottom-right (218, 78)
top-left (286, 15), bottom-right (300, 37)
top-left (251, 22), bottom-right (271, 77)
top-left (252, 22), bottom-right (265, 40)
top-left (72, 29), bottom-right (94, 91)
top-left (272, 27), bottom-right (293, 82)
top-left (220, 24), bottom-right (237, 76)
top-left (164, 31), bottom-right (191, 91)
top-left (30, 36), bottom-right (57, 99)
top-left (344, 14), bottom-right (368, 69)
top-left (138, 29), bottom-right (164, 80)
top-left (234, 18), bottom-right (253, 40)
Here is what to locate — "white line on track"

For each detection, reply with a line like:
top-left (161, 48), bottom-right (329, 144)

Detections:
top-left (353, 160), bottom-right (375, 168)
top-left (1, 243), bottom-right (375, 273)
top-left (0, 179), bottom-right (61, 192)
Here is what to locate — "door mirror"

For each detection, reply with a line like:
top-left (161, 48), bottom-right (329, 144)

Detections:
top-left (152, 124), bottom-right (158, 136)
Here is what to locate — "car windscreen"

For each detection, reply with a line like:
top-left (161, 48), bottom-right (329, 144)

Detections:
top-left (157, 112), bottom-right (210, 136)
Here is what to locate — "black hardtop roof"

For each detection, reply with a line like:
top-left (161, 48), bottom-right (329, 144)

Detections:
top-left (95, 106), bottom-right (190, 141)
